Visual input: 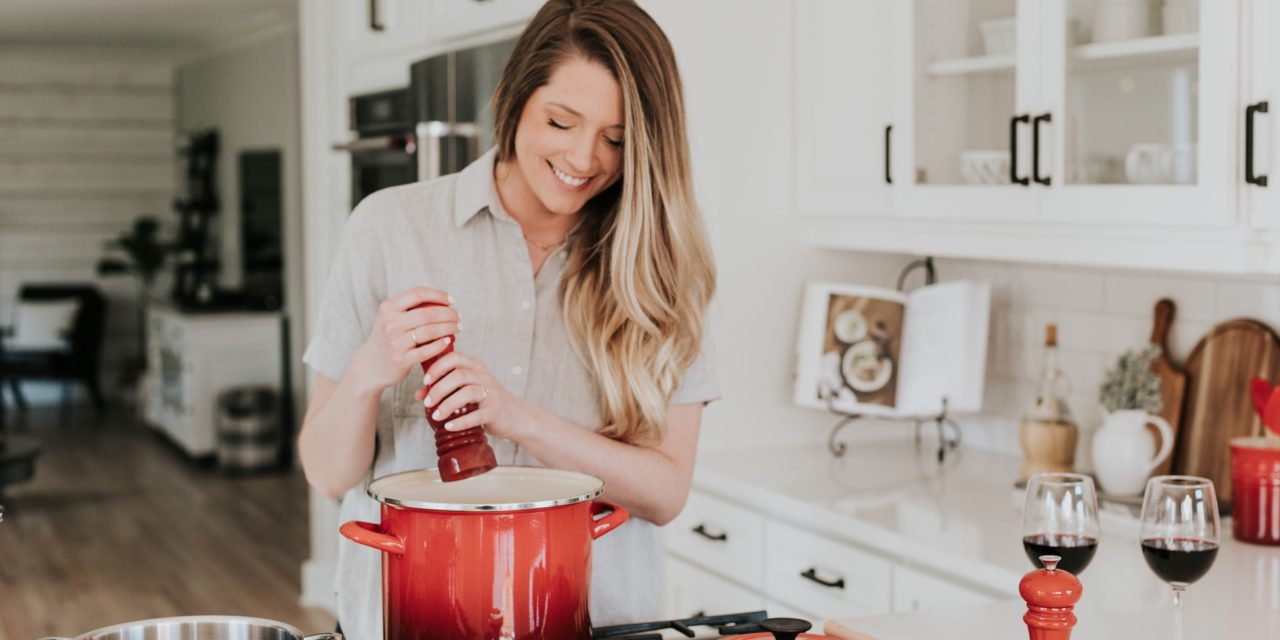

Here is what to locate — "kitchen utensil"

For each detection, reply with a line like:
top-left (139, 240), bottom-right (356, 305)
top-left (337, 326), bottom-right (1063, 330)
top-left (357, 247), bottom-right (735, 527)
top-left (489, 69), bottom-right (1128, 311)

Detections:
top-left (980, 17), bottom-right (1017, 55)
top-left (1021, 473), bottom-right (1101, 575)
top-left (1229, 437), bottom-right (1280, 544)
top-left (36, 616), bottom-right (340, 640)
top-left (822, 620), bottom-right (883, 640)
top-left (1020, 555), bottom-right (1082, 640)
top-left (1174, 319), bottom-right (1280, 506)
top-left (1148, 299), bottom-right (1187, 476)
top-left (1249, 377), bottom-right (1280, 436)
top-left (341, 466), bottom-right (628, 640)
top-left (734, 617), bottom-right (836, 639)
top-left (1139, 476), bottom-right (1220, 625)
top-left (415, 302), bottom-right (497, 482)
top-left (1093, 1), bottom-right (1154, 43)
top-left (1092, 410), bottom-right (1174, 495)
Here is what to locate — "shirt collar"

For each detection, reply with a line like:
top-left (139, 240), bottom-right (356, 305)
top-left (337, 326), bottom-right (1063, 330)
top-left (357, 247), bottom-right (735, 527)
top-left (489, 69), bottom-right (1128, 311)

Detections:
top-left (453, 147), bottom-right (517, 228)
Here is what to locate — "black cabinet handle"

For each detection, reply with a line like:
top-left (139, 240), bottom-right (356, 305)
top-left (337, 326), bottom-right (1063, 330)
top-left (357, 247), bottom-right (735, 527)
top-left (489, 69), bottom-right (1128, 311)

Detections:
top-left (884, 124), bottom-right (893, 184)
top-left (1010, 114), bottom-right (1030, 186)
top-left (1246, 101), bottom-right (1269, 187)
top-left (369, 0), bottom-right (385, 32)
top-left (1032, 112), bottom-right (1051, 186)
top-left (691, 524), bottom-right (727, 542)
top-left (800, 567), bottom-right (845, 589)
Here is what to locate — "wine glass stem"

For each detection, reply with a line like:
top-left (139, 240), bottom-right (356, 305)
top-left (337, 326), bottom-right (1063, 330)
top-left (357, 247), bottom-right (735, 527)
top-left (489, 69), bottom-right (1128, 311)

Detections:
top-left (1173, 585), bottom-right (1186, 640)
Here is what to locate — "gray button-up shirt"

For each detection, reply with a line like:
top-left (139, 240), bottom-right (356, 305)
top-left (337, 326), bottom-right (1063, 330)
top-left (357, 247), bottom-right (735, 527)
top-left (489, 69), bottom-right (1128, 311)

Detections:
top-left (304, 148), bottom-right (720, 640)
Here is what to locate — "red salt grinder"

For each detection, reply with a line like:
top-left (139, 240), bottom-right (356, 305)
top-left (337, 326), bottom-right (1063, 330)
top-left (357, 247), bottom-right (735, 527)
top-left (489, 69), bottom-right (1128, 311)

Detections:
top-left (415, 302), bottom-right (497, 482)
top-left (1020, 554), bottom-right (1083, 640)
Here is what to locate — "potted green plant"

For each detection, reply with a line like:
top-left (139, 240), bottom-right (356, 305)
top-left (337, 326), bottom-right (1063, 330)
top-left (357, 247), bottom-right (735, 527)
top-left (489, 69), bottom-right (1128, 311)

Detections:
top-left (96, 216), bottom-right (174, 373)
top-left (1091, 346), bottom-right (1174, 496)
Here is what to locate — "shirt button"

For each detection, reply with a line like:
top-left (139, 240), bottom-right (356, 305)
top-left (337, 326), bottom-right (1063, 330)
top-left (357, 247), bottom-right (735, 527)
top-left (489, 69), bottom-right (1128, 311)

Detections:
top-left (511, 365), bottom-right (523, 376)
top-left (521, 300), bottom-right (532, 311)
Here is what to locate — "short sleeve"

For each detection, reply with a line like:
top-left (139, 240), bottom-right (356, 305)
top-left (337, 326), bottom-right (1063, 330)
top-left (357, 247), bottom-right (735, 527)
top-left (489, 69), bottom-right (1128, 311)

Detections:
top-left (302, 199), bottom-right (387, 381)
top-left (669, 311), bottom-right (721, 406)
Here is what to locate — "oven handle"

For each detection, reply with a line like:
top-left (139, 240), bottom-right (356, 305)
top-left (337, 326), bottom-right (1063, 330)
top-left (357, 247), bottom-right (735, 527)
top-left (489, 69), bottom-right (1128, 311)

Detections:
top-left (331, 134), bottom-right (414, 154)
top-left (416, 121), bottom-right (482, 181)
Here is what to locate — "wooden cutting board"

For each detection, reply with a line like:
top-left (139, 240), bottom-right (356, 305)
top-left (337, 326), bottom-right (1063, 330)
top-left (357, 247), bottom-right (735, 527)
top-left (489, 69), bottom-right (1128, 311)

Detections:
top-left (1148, 299), bottom-right (1187, 477)
top-left (1174, 318), bottom-right (1280, 506)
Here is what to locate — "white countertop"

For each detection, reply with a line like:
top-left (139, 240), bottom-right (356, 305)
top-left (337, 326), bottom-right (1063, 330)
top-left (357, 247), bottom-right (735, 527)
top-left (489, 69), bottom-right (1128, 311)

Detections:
top-left (692, 440), bottom-right (1280, 639)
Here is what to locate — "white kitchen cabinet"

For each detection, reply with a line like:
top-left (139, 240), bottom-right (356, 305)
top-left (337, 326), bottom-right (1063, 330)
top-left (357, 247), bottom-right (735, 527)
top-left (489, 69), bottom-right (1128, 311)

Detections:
top-left (666, 490), bottom-right (767, 590)
top-left (429, 0), bottom-right (544, 44)
top-left (892, 565), bottom-right (1000, 613)
top-left (344, 0), bottom-right (429, 62)
top-left (661, 556), bottom-right (765, 620)
top-left (764, 519), bottom-right (893, 618)
top-left (144, 304), bottom-right (283, 458)
top-left (1247, 0), bottom-right (1279, 229)
top-left (793, 0), bottom-right (896, 218)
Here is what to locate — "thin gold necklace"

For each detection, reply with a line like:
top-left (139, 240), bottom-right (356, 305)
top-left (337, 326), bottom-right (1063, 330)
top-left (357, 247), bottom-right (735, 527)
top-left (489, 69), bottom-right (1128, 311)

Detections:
top-left (523, 233), bottom-right (566, 252)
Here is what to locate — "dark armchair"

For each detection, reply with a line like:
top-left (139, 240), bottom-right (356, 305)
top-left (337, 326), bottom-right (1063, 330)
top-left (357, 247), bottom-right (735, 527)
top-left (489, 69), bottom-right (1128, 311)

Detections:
top-left (0, 285), bottom-right (108, 424)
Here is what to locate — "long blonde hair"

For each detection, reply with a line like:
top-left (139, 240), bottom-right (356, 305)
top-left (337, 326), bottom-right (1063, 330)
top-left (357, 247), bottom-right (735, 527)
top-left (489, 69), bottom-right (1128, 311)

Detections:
top-left (492, 0), bottom-right (715, 446)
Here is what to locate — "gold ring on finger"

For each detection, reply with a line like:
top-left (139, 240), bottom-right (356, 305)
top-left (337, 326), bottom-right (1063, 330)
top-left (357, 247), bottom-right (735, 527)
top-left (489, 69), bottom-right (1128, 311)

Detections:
top-left (410, 328), bottom-right (420, 344)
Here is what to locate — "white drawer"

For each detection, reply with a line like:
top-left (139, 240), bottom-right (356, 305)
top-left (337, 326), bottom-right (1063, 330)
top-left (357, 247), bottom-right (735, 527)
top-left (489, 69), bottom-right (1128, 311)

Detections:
top-left (666, 491), bottom-right (765, 589)
top-left (765, 519), bottom-right (893, 617)
top-left (662, 555), bottom-right (766, 620)
top-left (892, 565), bottom-right (1002, 613)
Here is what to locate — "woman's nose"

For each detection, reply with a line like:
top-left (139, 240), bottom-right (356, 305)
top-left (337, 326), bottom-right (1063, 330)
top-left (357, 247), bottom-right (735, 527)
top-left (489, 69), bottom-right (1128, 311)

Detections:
top-left (565, 132), bottom-right (595, 175)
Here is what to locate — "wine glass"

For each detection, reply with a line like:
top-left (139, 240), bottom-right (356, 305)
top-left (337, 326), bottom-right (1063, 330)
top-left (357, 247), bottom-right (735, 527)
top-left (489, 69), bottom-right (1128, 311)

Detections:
top-left (1139, 476), bottom-right (1220, 621)
top-left (1021, 472), bottom-right (1101, 574)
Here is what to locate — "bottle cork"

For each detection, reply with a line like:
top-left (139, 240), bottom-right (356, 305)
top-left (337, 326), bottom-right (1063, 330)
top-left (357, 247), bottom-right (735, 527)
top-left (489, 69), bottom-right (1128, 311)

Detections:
top-left (1045, 323), bottom-right (1058, 347)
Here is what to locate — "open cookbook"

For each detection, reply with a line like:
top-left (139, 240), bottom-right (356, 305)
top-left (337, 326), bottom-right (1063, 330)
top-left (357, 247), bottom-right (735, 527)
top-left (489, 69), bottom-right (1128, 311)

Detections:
top-left (792, 280), bottom-right (991, 418)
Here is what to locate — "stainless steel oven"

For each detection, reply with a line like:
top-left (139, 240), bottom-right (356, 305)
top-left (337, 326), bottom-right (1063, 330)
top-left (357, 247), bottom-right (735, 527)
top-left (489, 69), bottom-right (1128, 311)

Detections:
top-left (334, 88), bottom-right (416, 209)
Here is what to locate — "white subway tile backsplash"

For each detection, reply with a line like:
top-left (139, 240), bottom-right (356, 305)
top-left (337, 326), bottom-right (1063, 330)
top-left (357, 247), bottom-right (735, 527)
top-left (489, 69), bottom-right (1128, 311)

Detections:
top-left (1012, 266), bottom-right (1106, 311)
top-left (1217, 282), bottom-right (1280, 324)
top-left (1102, 273), bottom-right (1217, 321)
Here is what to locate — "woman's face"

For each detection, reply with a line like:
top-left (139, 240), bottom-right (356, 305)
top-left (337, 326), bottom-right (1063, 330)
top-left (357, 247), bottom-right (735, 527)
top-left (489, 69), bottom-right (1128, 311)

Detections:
top-left (511, 56), bottom-right (625, 217)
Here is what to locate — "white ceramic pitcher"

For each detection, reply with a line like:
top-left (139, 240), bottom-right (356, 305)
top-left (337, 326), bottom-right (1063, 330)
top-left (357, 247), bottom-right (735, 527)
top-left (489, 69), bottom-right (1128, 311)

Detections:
top-left (1091, 409), bottom-right (1174, 496)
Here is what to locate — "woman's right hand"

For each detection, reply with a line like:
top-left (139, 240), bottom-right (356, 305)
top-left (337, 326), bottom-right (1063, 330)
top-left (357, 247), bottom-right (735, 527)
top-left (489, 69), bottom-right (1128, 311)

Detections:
top-left (352, 286), bottom-right (460, 393)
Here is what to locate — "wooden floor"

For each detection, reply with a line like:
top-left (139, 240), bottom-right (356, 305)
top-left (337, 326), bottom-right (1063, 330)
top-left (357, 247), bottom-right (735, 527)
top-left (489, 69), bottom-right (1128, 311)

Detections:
top-left (0, 404), bottom-right (335, 640)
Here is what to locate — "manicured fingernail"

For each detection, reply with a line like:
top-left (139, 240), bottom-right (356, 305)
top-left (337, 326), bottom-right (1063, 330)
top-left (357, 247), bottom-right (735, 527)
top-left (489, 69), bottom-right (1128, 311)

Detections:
top-left (444, 336), bottom-right (451, 345)
top-left (422, 373), bottom-right (431, 385)
top-left (423, 395), bottom-right (433, 406)
top-left (432, 410), bottom-right (442, 420)
top-left (448, 294), bottom-right (456, 304)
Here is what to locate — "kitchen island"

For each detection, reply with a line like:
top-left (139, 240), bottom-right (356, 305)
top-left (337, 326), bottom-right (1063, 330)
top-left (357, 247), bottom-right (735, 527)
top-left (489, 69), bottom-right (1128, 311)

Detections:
top-left (681, 438), bottom-right (1280, 639)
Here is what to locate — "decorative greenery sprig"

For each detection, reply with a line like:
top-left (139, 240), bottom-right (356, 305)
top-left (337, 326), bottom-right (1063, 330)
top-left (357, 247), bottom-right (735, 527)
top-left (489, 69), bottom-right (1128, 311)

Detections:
top-left (1099, 345), bottom-right (1164, 413)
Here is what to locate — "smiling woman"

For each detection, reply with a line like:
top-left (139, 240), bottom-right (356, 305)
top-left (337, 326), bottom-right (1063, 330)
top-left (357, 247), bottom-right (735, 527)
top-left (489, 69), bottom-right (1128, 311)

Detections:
top-left (296, 0), bottom-right (718, 638)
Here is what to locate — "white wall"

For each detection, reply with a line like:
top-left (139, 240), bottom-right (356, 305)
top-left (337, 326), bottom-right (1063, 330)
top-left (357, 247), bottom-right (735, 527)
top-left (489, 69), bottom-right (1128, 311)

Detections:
top-left (175, 29), bottom-right (306, 438)
top-left (0, 47), bottom-right (176, 403)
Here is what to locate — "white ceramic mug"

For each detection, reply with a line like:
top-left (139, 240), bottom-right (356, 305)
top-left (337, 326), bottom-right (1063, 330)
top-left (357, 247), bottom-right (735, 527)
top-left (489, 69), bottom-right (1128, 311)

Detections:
top-left (1092, 409), bottom-right (1174, 496)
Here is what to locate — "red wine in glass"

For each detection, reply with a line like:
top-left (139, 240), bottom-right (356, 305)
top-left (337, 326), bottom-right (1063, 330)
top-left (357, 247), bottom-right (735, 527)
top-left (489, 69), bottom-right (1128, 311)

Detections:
top-left (1022, 533), bottom-right (1098, 575)
top-left (1140, 538), bottom-right (1219, 586)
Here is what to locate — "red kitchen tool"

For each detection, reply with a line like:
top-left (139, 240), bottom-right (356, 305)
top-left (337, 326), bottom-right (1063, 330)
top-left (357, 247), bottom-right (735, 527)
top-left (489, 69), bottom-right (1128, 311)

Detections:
top-left (340, 466), bottom-right (628, 640)
top-left (415, 302), bottom-right (496, 482)
top-left (1020, 555), bottom-right (1082, 640)
top-left (1249, 377), bottom-right (1280, 438)
top-left (1233, 377), bottom-right (1280, 545)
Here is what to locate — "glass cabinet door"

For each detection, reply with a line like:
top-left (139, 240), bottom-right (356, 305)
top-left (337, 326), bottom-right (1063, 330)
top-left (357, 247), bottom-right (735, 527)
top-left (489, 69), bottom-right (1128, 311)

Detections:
top-left (1040, 0), bottom-right (1238, 226)
top-left (895, 0), bottom-right (1040, 220)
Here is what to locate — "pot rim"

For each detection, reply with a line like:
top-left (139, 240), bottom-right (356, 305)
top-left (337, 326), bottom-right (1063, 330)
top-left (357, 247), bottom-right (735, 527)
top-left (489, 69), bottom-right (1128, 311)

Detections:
top-left (367, 466), bottom-right (605, 512)
top-left (1230, 436), bottom-right (1280, 450)
top-left (48, 615), bottom-right (308, 640)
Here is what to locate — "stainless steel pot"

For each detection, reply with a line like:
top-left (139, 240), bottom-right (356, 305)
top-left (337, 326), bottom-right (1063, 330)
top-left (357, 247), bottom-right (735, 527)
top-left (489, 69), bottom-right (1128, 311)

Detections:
top-left (38, 615), bottom-right (341, 640)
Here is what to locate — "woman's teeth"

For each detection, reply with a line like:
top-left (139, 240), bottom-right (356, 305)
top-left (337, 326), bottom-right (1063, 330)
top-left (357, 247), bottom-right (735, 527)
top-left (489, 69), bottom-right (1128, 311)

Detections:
top-left (553, 166), bottom-right (589, 187)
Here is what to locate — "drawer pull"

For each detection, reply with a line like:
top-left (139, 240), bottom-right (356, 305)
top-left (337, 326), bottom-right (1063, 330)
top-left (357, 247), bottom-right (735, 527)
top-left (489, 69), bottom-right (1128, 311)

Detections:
top-left (691, 524), bottom-right (728, 542)
top-left (800, 567), bottom-right (845, 590)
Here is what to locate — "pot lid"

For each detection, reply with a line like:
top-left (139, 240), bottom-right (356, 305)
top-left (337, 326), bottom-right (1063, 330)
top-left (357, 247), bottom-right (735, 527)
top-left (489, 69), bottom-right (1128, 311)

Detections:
top-left (367, 466), bottom-right (605, 512)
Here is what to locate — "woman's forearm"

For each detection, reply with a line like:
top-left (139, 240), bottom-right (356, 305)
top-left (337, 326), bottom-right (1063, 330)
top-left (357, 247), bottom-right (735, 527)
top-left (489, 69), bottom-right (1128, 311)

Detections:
top-left (297, 350), bottom-right (384, 499)
top-left (512, 402), bottom-right (701, 525)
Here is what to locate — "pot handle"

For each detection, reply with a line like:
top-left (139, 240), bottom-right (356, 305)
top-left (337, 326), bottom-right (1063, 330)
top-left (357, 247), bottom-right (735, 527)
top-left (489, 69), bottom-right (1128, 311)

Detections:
top-left (340, 520), bottom-right (405, 556)
top-left (1144, 414), bottom-right (1175, 475)
top-left (590, 500), bottom-right (629, 540)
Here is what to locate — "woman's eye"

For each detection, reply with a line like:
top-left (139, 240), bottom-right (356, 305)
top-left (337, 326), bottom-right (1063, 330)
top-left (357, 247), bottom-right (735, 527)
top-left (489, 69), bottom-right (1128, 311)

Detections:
top-left (547, 118), bottom-right (568, 130)
top-left (605, 137), bottom-right (623, 148)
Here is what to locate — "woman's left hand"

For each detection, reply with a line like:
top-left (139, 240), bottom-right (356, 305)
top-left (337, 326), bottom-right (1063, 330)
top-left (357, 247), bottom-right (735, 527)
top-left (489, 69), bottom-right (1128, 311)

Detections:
top-left (415, 350), bottom-right (527, 441)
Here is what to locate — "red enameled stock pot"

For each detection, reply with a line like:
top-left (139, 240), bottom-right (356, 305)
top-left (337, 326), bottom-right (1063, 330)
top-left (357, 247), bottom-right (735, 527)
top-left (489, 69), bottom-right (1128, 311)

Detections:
top-left (340, 466), bottom-right (629, 640)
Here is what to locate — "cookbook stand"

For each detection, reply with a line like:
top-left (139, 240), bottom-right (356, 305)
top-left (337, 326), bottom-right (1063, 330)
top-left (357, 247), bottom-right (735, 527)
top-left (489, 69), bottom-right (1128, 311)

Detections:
top-left (823, 256), bottom-right (963, 463)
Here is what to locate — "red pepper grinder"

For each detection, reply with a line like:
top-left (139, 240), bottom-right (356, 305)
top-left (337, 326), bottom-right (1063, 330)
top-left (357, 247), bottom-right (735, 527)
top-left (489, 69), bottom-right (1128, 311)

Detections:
top-left (1020, 554), bottom-right (1083, 640)
top-left (416, 303), bottom-right (497, 482)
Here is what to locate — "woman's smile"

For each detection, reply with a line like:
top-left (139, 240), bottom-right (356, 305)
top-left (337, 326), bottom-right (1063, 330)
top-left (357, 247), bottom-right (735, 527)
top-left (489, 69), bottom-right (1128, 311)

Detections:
top-left (549, 160), bottom-right (593, 190)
